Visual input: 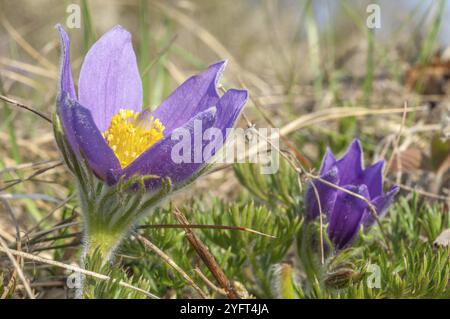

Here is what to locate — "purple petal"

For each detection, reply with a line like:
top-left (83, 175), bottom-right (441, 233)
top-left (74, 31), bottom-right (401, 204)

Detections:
top-left (58, 92), bottom-right (121, 180)
top-left (320, 148), bottom-right (336, 174)
top-left (115, 107), bottom-right (218, 191)
top-left (328, 184), bottom-right (369, 250)
top-left (336, 139), bottom-right (364, 186)
top-left (360, 160), bottom-right (384, 198)
top-left (305, 165), bottom-right (339, 219)
top-left (361, 185), bottom-right (399, 228)
top-left (78, 25), bottom-right (142, 132)
top-left (56, 24), bottom-right (76, 99)
top-left (205, 88), bottom-right (248, 159)
top-left (151, 61), bottom-right (226, 133)
top-left (56, 25), bottom-right (77, 151)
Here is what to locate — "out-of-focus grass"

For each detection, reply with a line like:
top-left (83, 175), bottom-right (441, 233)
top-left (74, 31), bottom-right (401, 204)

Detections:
top-left (419, 0), bottom-right (446, 64)
top-left (81, 0), bottom-right (95, 53)
top-left (304, 0), bottom-right (323, 100)
top-left (139, 0), bottom-right (151, 107)
top-left (0, 0), bottom-right (449, 299)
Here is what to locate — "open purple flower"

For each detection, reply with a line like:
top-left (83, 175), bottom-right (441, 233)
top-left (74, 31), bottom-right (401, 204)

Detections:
top-left (56, 25), bottom-right (247, 192)
top-left (305, 139), bottom-right (399, 250)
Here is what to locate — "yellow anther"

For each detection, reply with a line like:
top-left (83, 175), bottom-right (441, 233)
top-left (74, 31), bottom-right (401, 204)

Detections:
top-left (102, 109), bottom-right (165, 168)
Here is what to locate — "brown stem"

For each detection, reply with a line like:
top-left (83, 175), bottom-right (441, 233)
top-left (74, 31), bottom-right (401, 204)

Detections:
top-left (0, 94), bottom-right (52, 123)
top-left (173, 208), bottom-right (240, 299)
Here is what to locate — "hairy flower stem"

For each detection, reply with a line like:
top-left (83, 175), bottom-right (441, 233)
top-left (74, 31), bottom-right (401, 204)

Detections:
top-left (78, 188), bottom-right (125, 264)
top-left (76, 204), bottom-right (133, 298)
top-left (297, 222), bottom-right (324, 286)
top-left (84, 227), bottom-right (125, 263)
top-left (54, 113), bottom-right (173, 298)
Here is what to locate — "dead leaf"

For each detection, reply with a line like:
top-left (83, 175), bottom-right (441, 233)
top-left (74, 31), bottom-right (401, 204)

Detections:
top-left (406, 53), bottom-right (450, 95)
top-left (388, 148), bottom-right (423, 173)
top-left (433, 229), bottom-right (450, 248)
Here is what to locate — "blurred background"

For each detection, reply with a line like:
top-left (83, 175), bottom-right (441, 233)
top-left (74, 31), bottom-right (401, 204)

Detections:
top-left (0, 0), bottom-right (449, 298)
top-left (1, 0), bottom-right (449, 203)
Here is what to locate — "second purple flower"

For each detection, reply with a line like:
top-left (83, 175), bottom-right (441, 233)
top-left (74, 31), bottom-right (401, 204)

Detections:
top-left (305, 140), bottom-right (399, 250)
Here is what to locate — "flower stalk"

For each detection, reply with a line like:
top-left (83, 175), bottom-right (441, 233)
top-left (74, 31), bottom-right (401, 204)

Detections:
top-left (53, 24), bottom-right (247, 298)
top-left (54, 113), bottom-right (171, 296)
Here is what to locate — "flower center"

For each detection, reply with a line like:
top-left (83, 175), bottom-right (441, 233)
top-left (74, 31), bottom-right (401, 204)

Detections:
top-left (102, 109), bottom-right (165, 168)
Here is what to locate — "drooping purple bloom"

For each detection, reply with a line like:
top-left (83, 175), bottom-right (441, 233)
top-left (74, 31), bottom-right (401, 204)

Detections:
top-left (305, 139), bottom-right (399, 250)
top-left (56, 25), bottom-right (247, 192)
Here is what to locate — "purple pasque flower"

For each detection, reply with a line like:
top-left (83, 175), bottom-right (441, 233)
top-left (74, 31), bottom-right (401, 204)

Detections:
top-left (305, 139), bottom-right (399, 250)
top-left (56, 25), bottom-right (247, 191)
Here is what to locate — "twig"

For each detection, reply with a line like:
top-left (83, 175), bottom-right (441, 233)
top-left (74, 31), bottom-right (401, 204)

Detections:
top-left (310, 182), bottom-right (325, 265)
top-left (24, 195), bottom-right (74, 236)
top-left (18, 222), bottom-right (274, 249)
top-left (0, 197), bottom-right (24, 298)
top-left (173, 208), bottom-right (240, 299)
top-left (0, 159), bottom-right (60, 176)
top-left (134, 233), bottom-right (207, 298)
top-left (0, 270), bottom-right (17, 299)
top-left (385, 101), bottom-right (408, 181)
top-left (0, 236), bottom-right (34, 299)
top-left (28, 231), bottom-right (82, 244)
top-left (0, 94), bottom-right (52, 123)
top-left (28, 221), bottom-right (80, 243)
top-left (279, 106), bottom-right (424, 137)
top-left (140, 34), bottom-right (178, 78)
top-left (240, 86), bottom-right (311, 168)
top-left (0, 246), bottom-right (159, 299)
top-left (387, 179), bottom-right (450, 202)
top-left (0, 228), bottom-right (15, 242)
top-left (19, 281), bottom-right (65, 288)
top-left (0, 161), bottom-right (63, 192)
top-left (193, 267), bottom-right (227, 296)
top-left (31, 241), bottom-right (81, 252)
top-left (0, 198), bottom-right (21, 243)
top-left (139, 224), bottom-right (276, 238)
top-left (243, 106), bottom-right (423, 174)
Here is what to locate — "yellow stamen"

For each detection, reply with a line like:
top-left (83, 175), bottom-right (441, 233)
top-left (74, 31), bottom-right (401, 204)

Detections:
top-left (102, 109), bottom-right (165, 168)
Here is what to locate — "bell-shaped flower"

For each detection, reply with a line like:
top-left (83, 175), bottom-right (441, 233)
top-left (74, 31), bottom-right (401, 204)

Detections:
top-left (53, 25), bottom-right (248, 268)
top-left (56, 24), bottom-right (247, 192)
top-left (305, 139), bottom-right (399, 249)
